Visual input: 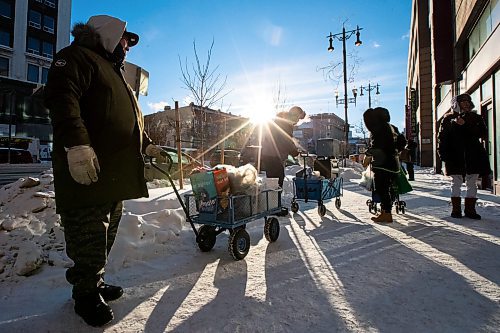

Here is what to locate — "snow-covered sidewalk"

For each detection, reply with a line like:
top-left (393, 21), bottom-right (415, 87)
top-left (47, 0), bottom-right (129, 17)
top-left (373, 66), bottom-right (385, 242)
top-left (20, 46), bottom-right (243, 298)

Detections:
top-left (1, 166), bottom-right (499, 332)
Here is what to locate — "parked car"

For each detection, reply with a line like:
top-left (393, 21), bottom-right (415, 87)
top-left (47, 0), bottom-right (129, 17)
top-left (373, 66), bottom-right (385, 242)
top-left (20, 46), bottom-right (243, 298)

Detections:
top-left (209, 149), bottom-right (241, 167)
top-left (144, 146), bottom-right (205, 181)
top-left (0, 148), bottom-right (34, 164)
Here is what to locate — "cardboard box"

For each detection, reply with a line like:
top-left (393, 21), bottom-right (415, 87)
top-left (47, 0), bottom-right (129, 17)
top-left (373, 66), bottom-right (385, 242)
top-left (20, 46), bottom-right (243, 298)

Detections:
top-left (213, 168), bottom-right (230, 211)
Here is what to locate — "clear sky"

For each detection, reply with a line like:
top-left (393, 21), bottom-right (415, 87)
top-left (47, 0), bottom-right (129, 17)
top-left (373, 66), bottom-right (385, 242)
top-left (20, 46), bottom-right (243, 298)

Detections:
top-left (71, 1), bottom-right (412, 132)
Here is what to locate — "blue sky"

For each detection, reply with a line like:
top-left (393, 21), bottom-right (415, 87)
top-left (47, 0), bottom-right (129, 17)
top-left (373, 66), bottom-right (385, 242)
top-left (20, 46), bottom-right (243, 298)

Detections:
top-left (71, 1), bottom-right (412, 132)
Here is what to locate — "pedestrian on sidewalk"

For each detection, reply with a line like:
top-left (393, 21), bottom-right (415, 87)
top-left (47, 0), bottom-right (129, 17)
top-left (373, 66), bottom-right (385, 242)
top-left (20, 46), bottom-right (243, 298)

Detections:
top-left (363, 107), bottom-right (400, 223)
top-left (261, 106), bottom-right (305, 216)
top-left (405, 138), bottom-right (417, 181)
top-left (44, 15), bottom-right (165, 327)
top-left (437, 93), bottom-right (491, 219)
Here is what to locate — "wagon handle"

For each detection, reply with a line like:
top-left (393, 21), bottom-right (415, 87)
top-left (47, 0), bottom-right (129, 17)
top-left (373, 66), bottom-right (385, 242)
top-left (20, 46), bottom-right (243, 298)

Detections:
top-left (149, 153), bottom-right (199, 237)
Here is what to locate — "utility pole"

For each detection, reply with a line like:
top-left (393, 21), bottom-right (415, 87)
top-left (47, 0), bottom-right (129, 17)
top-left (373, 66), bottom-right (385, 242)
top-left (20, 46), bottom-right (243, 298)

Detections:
top-left (326, 24), bottom-right (363, 165)
top-left (360, 82), bottom-right (381, 108)
top-left (175, 101), bottom-right (183, 189)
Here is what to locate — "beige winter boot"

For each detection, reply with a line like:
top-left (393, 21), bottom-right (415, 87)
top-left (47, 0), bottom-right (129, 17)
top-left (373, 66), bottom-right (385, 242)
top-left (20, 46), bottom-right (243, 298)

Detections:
top-left (371, 210), bottom-right (393, 223)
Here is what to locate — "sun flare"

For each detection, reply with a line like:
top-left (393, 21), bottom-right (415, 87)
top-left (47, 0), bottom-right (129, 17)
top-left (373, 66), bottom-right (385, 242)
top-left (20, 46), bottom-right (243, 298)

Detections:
top-left (245, 101), bottom-right (276, 124)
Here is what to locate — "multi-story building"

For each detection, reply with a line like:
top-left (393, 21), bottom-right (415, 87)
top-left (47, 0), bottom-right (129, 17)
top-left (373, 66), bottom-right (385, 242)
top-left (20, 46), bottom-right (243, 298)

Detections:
top-left (1, 0), bottom-right (70, 84)
top-left (144, 104), bottom-right (253, 162)
top-left (0, 0), bottom-right (71, 151)
top-left (407, 0), bottom-right (499, 194)
top-left (407, 0), bottom-right (434, 167)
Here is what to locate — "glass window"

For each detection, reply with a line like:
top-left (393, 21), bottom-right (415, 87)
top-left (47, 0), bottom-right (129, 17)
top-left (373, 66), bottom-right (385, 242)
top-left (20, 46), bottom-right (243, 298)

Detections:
top-left (27, 64), bottom-right (39, 82)
top-left (470, 88), bottom-right (480, 110)
top-left (468, 28), bottom-right (480, 59)
top-left (43, 16), bottom-right (55, 33)
top-left (478, 6), bottom-right (491, 43)
top-left (0, 1), bottom-right (11, 18)
top-left (492, 0), bottom-right (500, 27)
top-left (0, 29), bottom-right (10, 47)
top-left (467, 0), bottom-right (498, 62)
top-left (42, 41), bottom-right (53, 58)
top-left (28, 10), bottom-right (42, 27)
top-left (44, 0), bottom-right (56, 8)
top-left (41, 67), bottom-right (49, 84)
top-left (481, 77), bottom-right (492, 101)
top-left (0, 57), bottom-right (8, 77)
top-left (27, 37), bottom-right (40, 54)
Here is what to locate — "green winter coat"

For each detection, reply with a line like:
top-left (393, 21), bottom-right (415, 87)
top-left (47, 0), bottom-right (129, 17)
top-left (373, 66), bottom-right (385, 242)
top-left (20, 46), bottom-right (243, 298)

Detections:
top-left (44, 22), bottom-right (151, 212)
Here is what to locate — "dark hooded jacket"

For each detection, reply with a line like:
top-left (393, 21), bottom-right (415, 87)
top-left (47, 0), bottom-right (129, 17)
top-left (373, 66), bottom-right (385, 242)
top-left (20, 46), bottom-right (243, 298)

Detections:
top-left (437, 110), bottom-right (491, 176)
top-left (44, 20), bottom-right (152, 212)
top-left (363, 108), bottom-right (399, 173)
top-left (261, 113), bottom-right (298, 160)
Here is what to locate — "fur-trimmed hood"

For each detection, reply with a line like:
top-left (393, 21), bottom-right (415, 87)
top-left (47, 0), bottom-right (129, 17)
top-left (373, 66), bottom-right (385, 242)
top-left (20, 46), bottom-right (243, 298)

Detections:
top-left (71, 15), bottom-right (126, 54)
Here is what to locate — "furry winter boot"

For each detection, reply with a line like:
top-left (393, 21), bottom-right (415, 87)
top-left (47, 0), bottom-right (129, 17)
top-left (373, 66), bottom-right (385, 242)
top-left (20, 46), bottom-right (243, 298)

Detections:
top-left (464, 197), bottom-right (481, 220)
top-left (371, 210), bottom-right (393, 223)
top-left (451, 197), bottom-right (462, 218)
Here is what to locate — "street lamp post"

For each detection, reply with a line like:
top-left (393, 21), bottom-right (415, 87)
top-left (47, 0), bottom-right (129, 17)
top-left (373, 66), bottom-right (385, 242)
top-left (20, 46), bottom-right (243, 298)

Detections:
top-left (359, 82), bottom-right (380, 108)
top-left (326, 24), bottom-right (362, 162)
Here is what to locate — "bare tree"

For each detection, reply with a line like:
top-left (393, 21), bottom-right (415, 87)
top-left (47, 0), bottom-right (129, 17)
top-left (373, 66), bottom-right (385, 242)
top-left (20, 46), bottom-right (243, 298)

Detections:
top-left (317, 49), bottom-right (361, 90)
top-left (144, 110), bottom-right (176, 146)
top-left (353, 119), bottom-right (369, 145)
top-left (273, 79), bottom-right (288, 113)
top-left (178, 39), bottom-right (231, 109)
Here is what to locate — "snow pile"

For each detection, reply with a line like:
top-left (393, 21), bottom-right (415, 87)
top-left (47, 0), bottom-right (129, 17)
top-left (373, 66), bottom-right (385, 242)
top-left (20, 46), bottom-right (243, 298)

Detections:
top-left (0, 171), bottom-right (68, 279)
top-left (0, 170), bottom-right (183, 282)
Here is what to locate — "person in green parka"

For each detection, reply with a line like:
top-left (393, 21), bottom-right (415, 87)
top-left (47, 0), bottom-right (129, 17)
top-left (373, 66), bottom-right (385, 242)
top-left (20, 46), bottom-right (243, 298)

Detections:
top-left (44, 15), bottom-right (164, 327)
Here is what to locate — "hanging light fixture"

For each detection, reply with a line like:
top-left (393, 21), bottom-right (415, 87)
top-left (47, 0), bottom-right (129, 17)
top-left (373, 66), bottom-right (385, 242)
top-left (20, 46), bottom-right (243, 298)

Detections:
top-left (355, 25), bottom-right (362, 46)
top-left (328, 35), bottom-right (334, 52)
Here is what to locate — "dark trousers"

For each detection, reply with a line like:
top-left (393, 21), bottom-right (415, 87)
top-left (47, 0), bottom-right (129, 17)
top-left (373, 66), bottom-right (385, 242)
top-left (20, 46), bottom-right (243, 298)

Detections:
top-left (406, 162), bottom-right (414, 180)
top-left (60, 201), bottom-right (123, 298)
top-left (374, 169), bottom-right (395, 212)
top-left (261, 155), bottom-right (285, 187)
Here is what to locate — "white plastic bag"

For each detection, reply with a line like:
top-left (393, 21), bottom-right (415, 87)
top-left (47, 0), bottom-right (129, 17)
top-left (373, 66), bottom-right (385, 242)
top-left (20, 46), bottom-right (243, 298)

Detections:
top-left (359, 165), bottom-right (374, 191)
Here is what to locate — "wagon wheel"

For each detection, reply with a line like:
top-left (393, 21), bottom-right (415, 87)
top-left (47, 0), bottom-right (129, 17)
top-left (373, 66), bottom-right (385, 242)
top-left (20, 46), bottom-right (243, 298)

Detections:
top-left (335, 198), bottom-right (341, 209)
top-left (318, 204), bottom-right (327, 217)
top-left (291, 202), bottom-right (299, 213)
top-left (196, 225), bottom-right (217, 252)
top-left (264, 217), bottom-right (280, 242)
top-left (228, 228), bottom-right (250, 260)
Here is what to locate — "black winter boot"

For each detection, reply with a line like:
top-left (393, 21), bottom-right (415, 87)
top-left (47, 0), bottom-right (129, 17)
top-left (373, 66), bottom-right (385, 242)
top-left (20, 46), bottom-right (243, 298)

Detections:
top-left (74, 293), bottom-right (114, 327)
top-left (464, 197), bottom-right (481, 220)
top-left (451, 197), bottom-right (462, 218)
top-left (99, 283), bottom-right (124, 302)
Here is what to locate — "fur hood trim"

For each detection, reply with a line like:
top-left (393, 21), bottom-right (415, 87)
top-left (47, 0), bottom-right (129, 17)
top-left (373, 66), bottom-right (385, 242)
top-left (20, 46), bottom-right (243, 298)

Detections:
top-left (71, 15), bottom-right (126, 53)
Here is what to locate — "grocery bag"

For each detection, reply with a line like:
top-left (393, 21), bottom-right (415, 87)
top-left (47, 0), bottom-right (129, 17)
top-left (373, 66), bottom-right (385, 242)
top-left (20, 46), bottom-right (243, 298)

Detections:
top-left (395, 167), bottom-right (413, 194)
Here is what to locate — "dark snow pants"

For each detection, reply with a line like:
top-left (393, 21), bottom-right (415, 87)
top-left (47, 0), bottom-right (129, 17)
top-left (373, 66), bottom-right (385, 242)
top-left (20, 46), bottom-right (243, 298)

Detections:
top-left (373, 169), bottom-right (395, 213)
top-left (60, 201), bottom-right (123, 299)
top-left (261, 155), bottom-right (285, 187)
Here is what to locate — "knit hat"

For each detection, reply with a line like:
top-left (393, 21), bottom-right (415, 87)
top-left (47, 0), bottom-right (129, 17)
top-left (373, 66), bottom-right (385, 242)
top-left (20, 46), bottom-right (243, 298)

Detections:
top-left (451, 93), bottom-right (474, 113)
